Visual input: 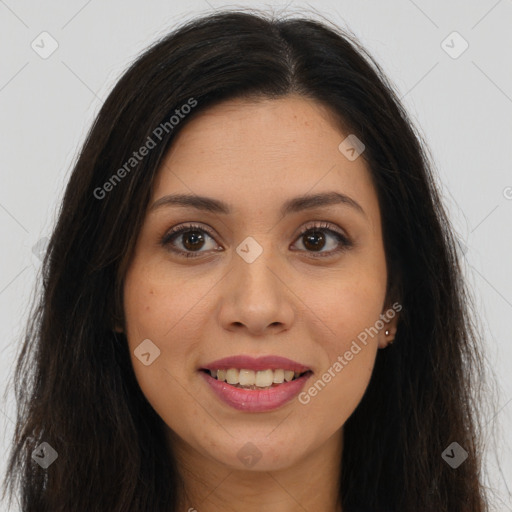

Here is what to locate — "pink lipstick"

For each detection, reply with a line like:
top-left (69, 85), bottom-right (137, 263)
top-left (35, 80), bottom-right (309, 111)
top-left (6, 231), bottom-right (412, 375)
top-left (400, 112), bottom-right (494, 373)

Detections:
top-left (199, 355), bottom-right (313, 412)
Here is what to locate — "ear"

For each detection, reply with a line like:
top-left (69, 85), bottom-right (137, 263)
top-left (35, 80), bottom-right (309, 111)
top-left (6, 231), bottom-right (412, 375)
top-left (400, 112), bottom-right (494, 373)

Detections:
top-left (377, 307), bottom-right (400, 349)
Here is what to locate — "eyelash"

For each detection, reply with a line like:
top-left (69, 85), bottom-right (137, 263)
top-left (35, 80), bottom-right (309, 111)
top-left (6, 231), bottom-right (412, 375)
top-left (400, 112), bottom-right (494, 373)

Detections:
top-left (160, 221), bottom-right (353, 259)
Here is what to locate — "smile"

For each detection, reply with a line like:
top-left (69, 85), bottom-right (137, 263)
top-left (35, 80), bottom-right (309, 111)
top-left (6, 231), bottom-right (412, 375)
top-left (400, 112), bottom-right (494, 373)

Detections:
top-left (199, 370), bottom-right (313, 412)
top-left (202, 368), bottom-right (310, 389)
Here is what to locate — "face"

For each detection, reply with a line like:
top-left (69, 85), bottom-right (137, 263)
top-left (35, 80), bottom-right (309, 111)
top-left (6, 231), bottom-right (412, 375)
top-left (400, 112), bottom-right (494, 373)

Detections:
top-left (122, 95), bottom-right (398, 472)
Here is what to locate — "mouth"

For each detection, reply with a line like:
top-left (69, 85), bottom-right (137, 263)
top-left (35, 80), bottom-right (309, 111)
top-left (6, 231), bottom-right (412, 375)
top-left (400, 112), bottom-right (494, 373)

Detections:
top-left (198, 355), bottom-right (313, 412)
top-left (198, 356), bottom-right (313, 413)
top-left (199, 368), bottom-right (312, 390)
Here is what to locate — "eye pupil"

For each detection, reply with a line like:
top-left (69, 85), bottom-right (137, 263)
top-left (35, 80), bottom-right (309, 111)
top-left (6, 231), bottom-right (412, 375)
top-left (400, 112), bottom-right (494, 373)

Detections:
top-left (183, 230), bottom-right (205, 250)
top-left (163, 223), bottom-right (348, 259)
top-left (303, 230), bottom-right (326, 251)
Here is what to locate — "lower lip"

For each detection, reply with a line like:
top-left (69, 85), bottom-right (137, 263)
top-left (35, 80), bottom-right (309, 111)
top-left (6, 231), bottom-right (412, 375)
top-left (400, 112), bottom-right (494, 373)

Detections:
top-left (200, 371), bottom-right (312, 412)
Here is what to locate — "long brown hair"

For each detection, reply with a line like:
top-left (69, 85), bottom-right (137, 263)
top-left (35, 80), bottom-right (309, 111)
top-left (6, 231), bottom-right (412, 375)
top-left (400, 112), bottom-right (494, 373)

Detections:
top-left (2, 8), bottom-right (496, 511)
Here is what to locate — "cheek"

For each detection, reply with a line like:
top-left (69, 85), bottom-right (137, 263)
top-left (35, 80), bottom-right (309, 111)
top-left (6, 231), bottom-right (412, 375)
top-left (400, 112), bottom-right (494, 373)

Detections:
top-left (300, 311), bottom-right (379, 428)
top-left (300, 264), bottom-right (385, 418)
top-left (122, 266), bottom-right (203, 429)
top-left (318, 262), bottom-right (387, 351)
top-left (301, 346), bottom-right (377, 437)
top-left (123, 258), bottom-right (204, 344)
top-left (122, 261), bottom-right (202, 390)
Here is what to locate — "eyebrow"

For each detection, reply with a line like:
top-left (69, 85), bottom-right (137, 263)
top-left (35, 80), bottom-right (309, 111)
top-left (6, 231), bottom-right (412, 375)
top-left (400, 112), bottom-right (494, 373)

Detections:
top-left (150, 191), bottom-right (366, 218)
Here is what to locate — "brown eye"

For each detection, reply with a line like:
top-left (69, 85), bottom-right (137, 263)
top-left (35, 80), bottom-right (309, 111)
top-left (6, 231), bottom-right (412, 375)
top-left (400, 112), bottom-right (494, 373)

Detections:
top-left (161, 224), bottom-right (220, 258)
top-left (181, 230), bottom-right (206, 251)
top-left (302, 230), bottom-right (327, 251)
top-left (291, 222), bottom-right (353, 258)
top-left (160, 221), bottom-right (352, 259)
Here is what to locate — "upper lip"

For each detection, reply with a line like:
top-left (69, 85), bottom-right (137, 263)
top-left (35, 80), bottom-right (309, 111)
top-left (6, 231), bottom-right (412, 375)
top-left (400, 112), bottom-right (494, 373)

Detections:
top-left (200, 355), bottom-right (311, 373)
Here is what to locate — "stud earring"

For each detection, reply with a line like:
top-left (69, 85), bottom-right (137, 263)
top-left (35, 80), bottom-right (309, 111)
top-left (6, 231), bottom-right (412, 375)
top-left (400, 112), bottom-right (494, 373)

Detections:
top-left (385, 329), bottom-right (395, 346)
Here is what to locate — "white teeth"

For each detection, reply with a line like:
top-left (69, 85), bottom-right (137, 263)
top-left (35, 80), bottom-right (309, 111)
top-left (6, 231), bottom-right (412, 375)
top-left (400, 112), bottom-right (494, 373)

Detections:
top-left (273, 369), bottom-right (284, 383)
top-left (207, 368), bottom-right (307, 387)
top-left (226, 368), bottom-right (239, 384)
top-left (255, 369), bottom-right (274, 387)
top-left (239, 369), bottom-right (255, 386)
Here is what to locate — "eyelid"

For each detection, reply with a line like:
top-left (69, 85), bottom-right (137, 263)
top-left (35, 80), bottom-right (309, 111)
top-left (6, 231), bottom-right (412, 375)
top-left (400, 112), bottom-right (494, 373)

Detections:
top-left (294, 220), bottom-right (347, 240)
top-left (290, 221), bottom-right (353, 258)
top-left (160, 220), bottom-right (352, 258)
top-left (160, 222), bottom-right (219, 250)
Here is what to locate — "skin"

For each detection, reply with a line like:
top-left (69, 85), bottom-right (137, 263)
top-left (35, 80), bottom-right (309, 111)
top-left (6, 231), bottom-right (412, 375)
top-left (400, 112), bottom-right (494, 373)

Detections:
top-left (121, 94), bottom-right (399, 512)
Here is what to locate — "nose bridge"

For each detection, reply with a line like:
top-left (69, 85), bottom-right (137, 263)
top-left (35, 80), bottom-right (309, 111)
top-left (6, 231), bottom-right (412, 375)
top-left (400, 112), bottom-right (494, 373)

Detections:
top-left (219, 233), bottom-right (294, 333)
top-left (233, 234), bottom-right (280, 300)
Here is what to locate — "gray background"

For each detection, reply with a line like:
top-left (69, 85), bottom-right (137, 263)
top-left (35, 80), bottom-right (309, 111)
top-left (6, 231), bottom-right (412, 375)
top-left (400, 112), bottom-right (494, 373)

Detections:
top-left (1, 0), bottom-right (511, 510)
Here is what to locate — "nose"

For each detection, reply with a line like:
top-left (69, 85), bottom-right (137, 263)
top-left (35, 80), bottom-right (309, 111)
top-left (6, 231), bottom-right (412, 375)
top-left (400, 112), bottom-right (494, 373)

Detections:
top-left (217, 241), bottom-right (296, 336)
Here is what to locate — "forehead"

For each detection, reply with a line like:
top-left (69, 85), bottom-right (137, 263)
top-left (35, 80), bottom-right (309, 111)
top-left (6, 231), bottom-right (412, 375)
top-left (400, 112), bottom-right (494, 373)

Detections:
top-left (163, 94), bottom-right (348, 162)
top-left (151, 95), bottom-right (380, 228)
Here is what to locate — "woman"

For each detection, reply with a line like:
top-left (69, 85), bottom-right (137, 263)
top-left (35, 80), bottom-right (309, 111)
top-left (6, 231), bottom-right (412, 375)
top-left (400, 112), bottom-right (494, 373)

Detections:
top-left (2, 9), bottom-right (492, 511)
